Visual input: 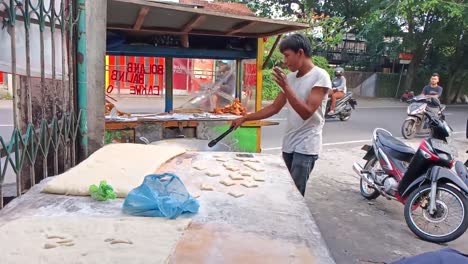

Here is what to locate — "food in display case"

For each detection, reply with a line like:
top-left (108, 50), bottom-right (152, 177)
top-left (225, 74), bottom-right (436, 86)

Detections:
top-left (212, 98), bottom-right (247, 116)
top-left (106, 100), bottom-right (131, 117)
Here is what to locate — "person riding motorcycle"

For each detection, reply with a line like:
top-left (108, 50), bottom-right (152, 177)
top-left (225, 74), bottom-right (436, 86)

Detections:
top-left (420, 73), bottom-right (444, 116)
top-left (421, 73), bottom-right (443, 99)
top-left (328, 67), bottom-right (346, 115)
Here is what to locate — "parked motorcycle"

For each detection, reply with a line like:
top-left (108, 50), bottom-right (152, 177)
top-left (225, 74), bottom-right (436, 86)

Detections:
top-left (353, 111), bottom-right (468, 243)
top-left (325, 92), bottom-right (357, 121)
top-left (401, 95), bottom-right (446, 139)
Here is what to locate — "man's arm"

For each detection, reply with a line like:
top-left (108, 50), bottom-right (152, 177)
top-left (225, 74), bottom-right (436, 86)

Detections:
top-left (285, 86), bottom-right (329, 120)
top-left (231, 93), bottom-right (286, 128)
top-left (421, 86), bottom-right (429, 96)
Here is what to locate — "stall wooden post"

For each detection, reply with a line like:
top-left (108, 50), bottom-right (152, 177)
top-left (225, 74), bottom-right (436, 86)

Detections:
top-left (256, 38), bottom-right (264, 153)
top-left (165, 57), bottom-right (174, 112)
top-left (236, 59), bottom-right (242, 99)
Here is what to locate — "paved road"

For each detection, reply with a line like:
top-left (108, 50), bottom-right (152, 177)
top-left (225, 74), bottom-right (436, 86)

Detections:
top-left (262, 104), bottom-right (468, 152)
top-left (0, 100), bottom-right (13, 141)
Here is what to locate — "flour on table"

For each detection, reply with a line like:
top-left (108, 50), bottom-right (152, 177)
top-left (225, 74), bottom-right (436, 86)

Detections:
top-left (42, 143), bottom-right (186, 198)
top-left (0, 216), bottom-right (191, 264)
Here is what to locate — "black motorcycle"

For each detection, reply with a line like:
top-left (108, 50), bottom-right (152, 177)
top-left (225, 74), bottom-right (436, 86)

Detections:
top-left (325, 92), bottom-right (357, 121)
top-left (354, 111), bottom-right (468, 243)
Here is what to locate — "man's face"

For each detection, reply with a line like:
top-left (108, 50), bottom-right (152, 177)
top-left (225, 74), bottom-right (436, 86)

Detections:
top-left (282, 49), bottom-right (304, 72)
top-left (430, 76), bottom-right (439, 85)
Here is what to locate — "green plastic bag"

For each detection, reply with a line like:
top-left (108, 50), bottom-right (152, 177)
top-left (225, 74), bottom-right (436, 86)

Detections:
top-left (89, 181), bottom-right (117, 201)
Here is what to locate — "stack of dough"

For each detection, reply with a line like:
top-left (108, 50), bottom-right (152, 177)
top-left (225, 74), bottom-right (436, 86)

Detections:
top-left (42, 143), bottom-right (186, 197)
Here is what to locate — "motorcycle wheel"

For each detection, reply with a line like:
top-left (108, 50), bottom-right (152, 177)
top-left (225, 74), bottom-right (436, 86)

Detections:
top-left (339, 113), bottom-right (351, 121)
top-left (360, 157), bottom-right (380, 200)
top-left (401, 119), bottom-right (416, 139)
top-left (404, 184), bottom-right (468, 243)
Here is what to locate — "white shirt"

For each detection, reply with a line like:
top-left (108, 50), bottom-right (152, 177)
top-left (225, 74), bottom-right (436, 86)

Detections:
top-left (282, 66), bottom-right (332, 155)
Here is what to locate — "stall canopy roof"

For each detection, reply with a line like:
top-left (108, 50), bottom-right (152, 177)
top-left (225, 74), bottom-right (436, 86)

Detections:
top-left (107, 0), bottom-right (309, 38)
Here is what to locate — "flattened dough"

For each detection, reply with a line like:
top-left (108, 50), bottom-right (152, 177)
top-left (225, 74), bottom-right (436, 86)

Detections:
top-left (42, 143), bottom-right (186, 197)
top-left (200, 183), bottom-right (214, 191)
top-left (244, 162), bottom-right (265, 172)
top-left (223, 163), bottom-right (240, 172)
top-left (239, 171), bottom-right (251, 177)
top-left (241, 181), bottom-right (259, 188)
top-left (229, 173), bottom-right (243, 180)
top-left (235, 157), bottom-right (261, 163)
top-left (228, 191), bottom-right (244, 198)
top-left (205, 171), bottom-right (221, 177)
top-left (0, 216), bottom-right (191, 264)
top-left (219, 179), bottom-right (236, 186)
top-left (192, 164), bottom-right (207, 171)
top-left (253, 175), bottom-right (265, 182)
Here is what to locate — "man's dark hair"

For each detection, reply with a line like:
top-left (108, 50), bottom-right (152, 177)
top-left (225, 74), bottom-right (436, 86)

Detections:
top-left (279, 33), bottom-right (312, 57)
top-left (432, 73), bottom-right (440, 78)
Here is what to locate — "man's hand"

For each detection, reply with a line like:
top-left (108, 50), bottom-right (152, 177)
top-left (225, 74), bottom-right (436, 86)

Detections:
top-left (272, 67), bottom-right (291, 94)
top-left (231, 116), bottom-right (246, 129)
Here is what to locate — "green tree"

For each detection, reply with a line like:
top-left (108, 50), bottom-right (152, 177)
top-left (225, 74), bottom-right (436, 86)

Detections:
top-left (362, 0), bottom-right (467, 99)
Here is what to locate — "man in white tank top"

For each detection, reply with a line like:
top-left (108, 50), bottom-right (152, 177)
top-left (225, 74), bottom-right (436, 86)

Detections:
top-left (232, 34), bottom-right (331, 196)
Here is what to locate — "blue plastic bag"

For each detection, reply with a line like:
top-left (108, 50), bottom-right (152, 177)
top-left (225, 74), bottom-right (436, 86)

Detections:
top-left (122, 173), bottom-right (199, 219)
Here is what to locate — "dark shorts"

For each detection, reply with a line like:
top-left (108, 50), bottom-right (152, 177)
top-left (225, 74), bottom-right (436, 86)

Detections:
top-left (282, 152), bottom-right (318, 196)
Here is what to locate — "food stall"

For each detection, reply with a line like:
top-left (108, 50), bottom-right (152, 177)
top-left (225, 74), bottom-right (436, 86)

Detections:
top-left (0, 1), bottom-right (337, 263)
top-left (103, 0), bottom-right (309, 152)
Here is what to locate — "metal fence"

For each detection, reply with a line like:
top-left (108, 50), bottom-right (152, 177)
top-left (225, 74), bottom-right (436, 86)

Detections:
top-left (0, 0), bottom-right (81, 208)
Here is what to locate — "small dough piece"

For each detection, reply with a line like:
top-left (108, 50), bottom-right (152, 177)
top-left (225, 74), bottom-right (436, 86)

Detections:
top-left (228, 191), bottom-right (244, 198)
top-left (253, 175), bottom-right (265, 182)
top-left (213, 154), bottom-right (223, 158)
top-left (206, 171), bottom-right (221, 177)
top-left (241, 181), bottom-right (259, 188)
top-left (219, 179), bottom-right (236, 186)
top-left (229, 173), bottom-right (243, 180)
top-left (57, 239), bottom-right (73, 244)
top-left (235, 157), bottom-right (261, 163)
top-left (192, 193), bottom-right (201, 198)
top-left (110, 239), bottom-right (133, 245)
top-left (216, 158), bottom-right (227, 162)
top-left (193, 164), bottom-right (207, 171)
top-left (223, 163), bottom-right (240, 172)
top-left (61, 243), bottom-right (75, 247)
top-left (200, 184), bottom-right (214, 191)
top-left (239, 171), bottom-right (251, 177)
top-left (47, 235), bottom-right (66, 240)
top-left (44, 243), bottom-right (58, 249)
top-left (244, 162), bottom-right (265, 172)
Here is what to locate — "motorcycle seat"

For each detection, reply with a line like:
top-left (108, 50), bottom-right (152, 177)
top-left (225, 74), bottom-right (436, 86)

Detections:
top-left (377, 132), bottom-right (415, 162)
